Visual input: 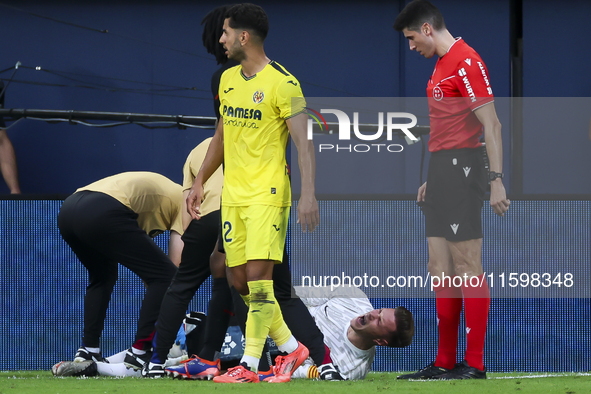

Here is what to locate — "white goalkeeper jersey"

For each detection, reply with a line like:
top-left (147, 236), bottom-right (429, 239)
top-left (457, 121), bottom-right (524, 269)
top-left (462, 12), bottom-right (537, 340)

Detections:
top-left (295, 286), bottom-right (376, 380)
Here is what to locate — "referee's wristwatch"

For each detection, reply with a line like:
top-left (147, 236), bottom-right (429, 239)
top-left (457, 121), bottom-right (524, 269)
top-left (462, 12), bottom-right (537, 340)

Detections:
top-left (488, 171), bottom-right (504, 181)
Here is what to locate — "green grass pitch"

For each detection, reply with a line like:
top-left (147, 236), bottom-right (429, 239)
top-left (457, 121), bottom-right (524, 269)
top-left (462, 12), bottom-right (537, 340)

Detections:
top-left (2, 371), bottom-right (591, 394)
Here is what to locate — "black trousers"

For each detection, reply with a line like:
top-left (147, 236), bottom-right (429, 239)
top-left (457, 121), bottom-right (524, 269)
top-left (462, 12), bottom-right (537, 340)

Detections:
top-left (57, 191), bottom-right (178, 349)
top-left (153, 210), bottom-right (220, 361)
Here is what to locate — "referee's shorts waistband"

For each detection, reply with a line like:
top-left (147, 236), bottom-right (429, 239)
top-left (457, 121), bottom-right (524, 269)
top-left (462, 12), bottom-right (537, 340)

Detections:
top-left (430, 146), bottom-right (483, 157)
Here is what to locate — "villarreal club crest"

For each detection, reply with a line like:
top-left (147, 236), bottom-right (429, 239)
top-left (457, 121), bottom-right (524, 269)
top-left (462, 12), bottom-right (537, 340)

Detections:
top-left (253, 90), bottom-right (264, 104)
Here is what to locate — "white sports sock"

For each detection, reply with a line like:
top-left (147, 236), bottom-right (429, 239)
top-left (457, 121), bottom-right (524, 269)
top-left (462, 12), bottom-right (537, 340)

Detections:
top-left (86, 347), bottom-right (100, 354)
top-left (131, 348), bottom-right (146, 356)
top-left (277, 335), bottom-right (298, 354)
top-left (96, 362), bottom-right (141, 377)
top-left (240, 355), bottom-right (259, 373)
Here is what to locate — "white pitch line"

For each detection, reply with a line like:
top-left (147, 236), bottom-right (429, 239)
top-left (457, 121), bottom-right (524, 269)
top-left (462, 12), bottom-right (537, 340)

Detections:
top-left (403, 372), bottom-right (591, 382)
top-left (491, 372), bottom-right (591, 379)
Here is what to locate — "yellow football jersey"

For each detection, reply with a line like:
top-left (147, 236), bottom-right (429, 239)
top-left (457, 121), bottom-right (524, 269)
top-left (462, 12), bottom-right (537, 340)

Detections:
top-left (218, 61), bottom-right (306, 207)
top-left (77, 171), bottom-right (184, 237)
top-left (182, 137), bottom-right (224, 217)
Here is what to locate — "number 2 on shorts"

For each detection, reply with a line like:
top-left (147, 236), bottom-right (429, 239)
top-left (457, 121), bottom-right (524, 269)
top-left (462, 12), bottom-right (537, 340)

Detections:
top-left (223, 221), bottom-right (233, 242)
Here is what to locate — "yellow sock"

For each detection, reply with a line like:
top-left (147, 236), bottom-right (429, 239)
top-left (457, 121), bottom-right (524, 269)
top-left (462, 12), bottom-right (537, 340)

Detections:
top-left (243, 280), bottom-right (275, 360)
top-left (269, 292), bottom-right (293, 348)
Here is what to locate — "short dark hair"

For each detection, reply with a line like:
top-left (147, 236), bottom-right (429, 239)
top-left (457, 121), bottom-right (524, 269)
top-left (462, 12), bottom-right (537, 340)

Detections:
top-left (225, 3), bottom-right (269, 42)
top-left (385, 306), bottom-right (415, 348)
top-left (393, 0), bottom-right (446, 32)
top-left (201, 5), bottom-right (231, 65)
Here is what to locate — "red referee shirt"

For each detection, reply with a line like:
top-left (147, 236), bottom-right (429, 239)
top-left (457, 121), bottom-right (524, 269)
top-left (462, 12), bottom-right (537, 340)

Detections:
top-left (426, 38), bottom-right (494, 152)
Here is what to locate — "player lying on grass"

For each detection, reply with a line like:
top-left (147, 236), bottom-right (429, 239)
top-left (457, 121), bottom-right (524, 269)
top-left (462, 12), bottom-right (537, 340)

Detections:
top-left (56, 285), bottom-right (414, 381)
top-left (287, 286), bottom-right (414, 380)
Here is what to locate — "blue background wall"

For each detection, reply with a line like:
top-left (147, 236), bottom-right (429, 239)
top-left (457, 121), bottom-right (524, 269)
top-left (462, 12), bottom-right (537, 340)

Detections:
top-left (0, 0), bottom-right (588, 195)
top-left (2, 199), bottom-right (590, 371)
top-left (521, 0), bottom-right (591, 193)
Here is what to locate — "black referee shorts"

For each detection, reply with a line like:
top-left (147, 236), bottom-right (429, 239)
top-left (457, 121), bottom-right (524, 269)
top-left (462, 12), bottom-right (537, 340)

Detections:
top-left (420, 147), bottom-right (487, 242)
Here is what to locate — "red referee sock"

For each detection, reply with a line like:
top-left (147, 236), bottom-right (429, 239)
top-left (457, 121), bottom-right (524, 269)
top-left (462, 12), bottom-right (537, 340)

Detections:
top-left (462, 274), bottom-right (490, 371)
top-left (434, 283), bottom-right (463, 370)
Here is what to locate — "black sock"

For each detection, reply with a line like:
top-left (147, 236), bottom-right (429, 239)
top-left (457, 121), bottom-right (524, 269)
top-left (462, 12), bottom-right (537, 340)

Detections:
top-left (198, 278), bottom-right (234, 361)
top-left (258, 344), bottom-right (272, 372)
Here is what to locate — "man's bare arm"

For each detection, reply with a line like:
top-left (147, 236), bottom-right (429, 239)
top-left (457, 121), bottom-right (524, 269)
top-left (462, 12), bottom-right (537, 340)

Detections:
top-left (474, 103), bottom-right (510, 216)
top-left (0, 129), bottom-right (20, 194)
top-left (167, 230), bottom-right (184, 267)
top-left (286, 112), bottom-right (319, 232)
top-left (186, 119), bottom-right (224, 220)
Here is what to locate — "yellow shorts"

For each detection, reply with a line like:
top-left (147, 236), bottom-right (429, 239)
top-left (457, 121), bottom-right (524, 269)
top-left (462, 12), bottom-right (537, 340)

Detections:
top-left (221, 205), bottom-right (289, 267)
